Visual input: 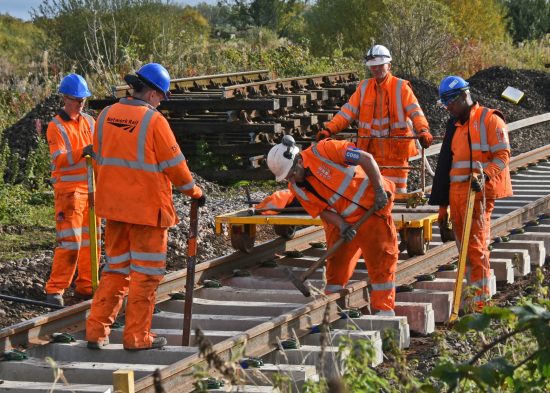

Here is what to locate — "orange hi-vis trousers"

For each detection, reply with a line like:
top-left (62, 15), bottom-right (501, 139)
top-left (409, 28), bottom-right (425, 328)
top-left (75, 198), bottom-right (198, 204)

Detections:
top-left (86, 220), bottom-right (167, 349)
top-left (323, 213), bottom-right (398, 312)
top-left (46, 190), bottom-right (95, 296)
top-left (450, 193), bottom-right (495, 308)
top-left (380, 157), bottom-right (409, 194)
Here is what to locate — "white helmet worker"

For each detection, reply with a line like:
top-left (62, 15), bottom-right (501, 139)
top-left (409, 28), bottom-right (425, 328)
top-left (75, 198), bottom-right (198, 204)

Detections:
top-left (267, 135), bottom-right (300, 182)
top-left (365, 45), bottom-right (392, 66)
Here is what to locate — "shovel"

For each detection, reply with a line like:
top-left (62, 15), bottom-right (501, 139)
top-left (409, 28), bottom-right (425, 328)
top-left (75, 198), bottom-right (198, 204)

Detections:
top-left (286, 201), bottom-right (381, 297)
top-left (182, 199), bottom-right (199, 346)
top-left (85, 155), bottom-right (99, 293)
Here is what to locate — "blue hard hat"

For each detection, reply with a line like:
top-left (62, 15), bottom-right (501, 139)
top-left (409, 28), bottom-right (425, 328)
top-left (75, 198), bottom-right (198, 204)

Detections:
top-left (59, 74), bottom-right (91, 99)
top-left (438, 76), bottom-right (469, 106)
top-left (136, 63), bottom-right (171, 100)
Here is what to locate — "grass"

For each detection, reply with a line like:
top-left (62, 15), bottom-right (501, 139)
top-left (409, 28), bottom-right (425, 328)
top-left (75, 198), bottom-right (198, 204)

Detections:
top-left (0, 225), bottom-right (54, 262)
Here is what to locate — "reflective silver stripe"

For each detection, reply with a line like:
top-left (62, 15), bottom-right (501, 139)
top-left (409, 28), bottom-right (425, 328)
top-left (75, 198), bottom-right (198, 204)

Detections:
top-left (291, 183), bottom-right (309, 201)
top-left (57, 227), bottom-right (89, 239)
top-left (395, 187), bottom-right (407, 193)
top-left (405, 103), bottom-right (419, 112)
top-left (385, 176), bottom-right (408, 183)
top-left (59, 161), bottom-right (86, 172)
top-left (492, 157), bottom-right (506, 170)
top-left (371, 128), bottom-right (389, 137)
top-left (391, 121), bottom-right (409, 129)
top-left (479, 108), bottom-right (489, 152)
top-left (58, 240), bottom-right (90, 250)
top-left (131, 251), bottom-right (166, 261)
top-left (490, 143), bottom-right (510, 153)
top-left (263, 202), bottom-right (277, 209)
top-left (358, 121), bottom-right (371, 129)
top-left (51, 150), bottom-right (63, 160)
top-left (60, 174), bottom-right (87, 182)
top-left (119, 97), bottom-right (152, 107)
top-left (371, 281), bottom-right (396, 291)
top-left (469, 277), bottom-right (489, 289)
top-left (50, 178), bottom-right (57, 184)
top-left (176, 180), bottom-right (196, 192)
top-left (451, 161), bottom-right (488, 169)
top-left (472, 294), bottom-right (490, 303)
top-left (359, 80), bottom-right (369, 105)
top-left (52, 118), bottom-right (74, 165)
top-left (98, 157), bottom-right (160, 172)
top-left (341, 177), bottom-right (369, 218)
top-left (336, 110), bottom-right (354, 122)
top-left (159, 153), bottom-right (185, 171)
top-left (372, 117), bottom-right (389, 126)
top-left (325, 284), bottom-right (344, 292)
top-left (81, 112), bottom-right (95, 134)
top-left (107, 252), bottom-right (131, 264)
top-left (394, 79), bottom-right (405, 127)
top-left (96, 106), bottom-right (111, 161)
top-left (130, 264), bottom-right (165, 276)
top-left (471, 143), bottom-right (482, 151)
top-left (103, 265), bottom-right (130, 275)
top-left (137, 109), bottom-right (155, 163)
top-left (450, 175), bottom-right (470, 182)
top-left (409, 111), bottom-right (424, 120)
top-left (342, 103), bottom-right (359, 116)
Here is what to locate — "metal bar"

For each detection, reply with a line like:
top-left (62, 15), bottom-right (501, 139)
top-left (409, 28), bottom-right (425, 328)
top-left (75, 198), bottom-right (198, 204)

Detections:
top-left (0, 294), bottom-right (65, 310)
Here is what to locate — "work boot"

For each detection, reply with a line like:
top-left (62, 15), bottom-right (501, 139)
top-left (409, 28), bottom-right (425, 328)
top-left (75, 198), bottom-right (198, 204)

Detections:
top-left (124, 336), bottom-right (167, 351)
top-left (375, 309), bottom-right (396, 317)
top-left (87, 337), bottom-right (110, 350)
top-left (45, 294), bottom-right (64, 307)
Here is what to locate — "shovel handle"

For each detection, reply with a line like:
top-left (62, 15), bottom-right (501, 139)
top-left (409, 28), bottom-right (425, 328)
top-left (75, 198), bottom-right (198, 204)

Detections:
top-left (85, 156), bottom-right (99, 293)
top-left (182, 199), bottom-right (199, 346)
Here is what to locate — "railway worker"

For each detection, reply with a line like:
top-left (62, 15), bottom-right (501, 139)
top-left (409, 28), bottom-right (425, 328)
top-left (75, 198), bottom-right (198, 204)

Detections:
top-left (86, 63), bottom-right (205, 350)
top-left (267, 135), bottom-right (398, 315)
top-left (45, 73), bottom-right (96, 307)
top-left (317, 44), bottom-right (433, 194)
top-left (429, 75), bottom-right (512, 311)
top-left (255, 189), bottom-right (300, 214)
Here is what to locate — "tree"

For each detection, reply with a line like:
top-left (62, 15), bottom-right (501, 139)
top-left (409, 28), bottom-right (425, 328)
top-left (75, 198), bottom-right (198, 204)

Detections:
top-left (501, 0), bottom-right (550, 42)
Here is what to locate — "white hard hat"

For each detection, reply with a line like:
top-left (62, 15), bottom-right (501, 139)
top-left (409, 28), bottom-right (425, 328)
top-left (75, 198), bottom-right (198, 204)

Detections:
top-left (365, 45), bottom-right (392, 66)
top-left (267, 135), bottom-right (300, 182)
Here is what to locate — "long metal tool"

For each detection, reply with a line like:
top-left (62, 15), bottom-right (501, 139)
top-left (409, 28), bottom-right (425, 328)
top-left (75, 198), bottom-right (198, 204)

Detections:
top-left (85, 156), bottom-right (99, 293)
top-left (448, 178), bottom-right (477, 323)
top-left (182, 200), bottom-right (199, 346)
top-left (0, 294), bottom-right (64, 309)
top-left (286, 204), bottom-right (378, 297)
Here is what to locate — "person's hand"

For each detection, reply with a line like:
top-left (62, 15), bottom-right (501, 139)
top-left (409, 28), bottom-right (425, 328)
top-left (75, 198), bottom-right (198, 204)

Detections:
top-left (417, 130), bottom-right (433, 149)
top-left (82, 144), bottom-right (95, 159)
top-left (316, 129), bottom-right (331, 142)
top-left (374, 186), bottom-right (388, 210)
top-left (438, 206), bottom-right (448, 223)
top-left (339, 222), bottom-right (357, 242)
top-left (194, 194), bottom-right (206, 207)
top-left (471, 176), bottom-right (482, 193)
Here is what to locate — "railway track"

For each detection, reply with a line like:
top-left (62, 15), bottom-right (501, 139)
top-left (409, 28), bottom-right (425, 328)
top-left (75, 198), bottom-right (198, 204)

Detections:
top-left (1, 145), bottom-right (549, 392)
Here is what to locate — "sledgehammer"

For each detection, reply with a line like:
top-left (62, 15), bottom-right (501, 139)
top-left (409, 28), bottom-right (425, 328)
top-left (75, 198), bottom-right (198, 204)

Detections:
top-left (286, 204), bottom-right (378, 297)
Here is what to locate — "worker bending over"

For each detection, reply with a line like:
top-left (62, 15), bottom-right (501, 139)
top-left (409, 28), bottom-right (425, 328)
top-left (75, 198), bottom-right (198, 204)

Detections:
top-left (45, 74), bottom-right (96, 306)
top-left (318, 44), bottom-right (432, 194)
top-left (86, 63), bottom-right (205, 350)
top-left (429, 76), bottom-right (512, 311)
top-left (267, 136), bottom-right (398, 315)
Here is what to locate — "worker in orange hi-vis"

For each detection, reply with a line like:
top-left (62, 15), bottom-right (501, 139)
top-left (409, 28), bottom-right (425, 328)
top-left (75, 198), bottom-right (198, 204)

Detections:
top-left (45, 74), bottom-right (96, 307)
top-left (255, 189), bottom-right (299, 214)
top-left (317, 44), bottom-right (432, 194)
top-left (85, 63), bottom-right (204, 351)
top-left (429, 76), bottom-right (512, 312)
top-left (267, 136), bottom-right (398, 315)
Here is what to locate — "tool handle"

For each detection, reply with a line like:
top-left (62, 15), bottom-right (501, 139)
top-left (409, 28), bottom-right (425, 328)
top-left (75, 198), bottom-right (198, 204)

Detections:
top-left (86, 155), bottom-right (99, 293)
top-left (182, 199), bottom-right (199, 346)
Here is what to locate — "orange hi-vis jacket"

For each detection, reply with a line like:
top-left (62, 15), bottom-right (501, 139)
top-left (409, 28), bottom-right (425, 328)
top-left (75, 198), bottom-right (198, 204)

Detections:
top-left (324, 72), bottom-right (429, 161)
top-left (288, 139), bottom-right (395, 222)
top-left (47, 110), bottom-right (95, 192)
top-left (93, 97), bottom-right (202, 227)
top-left (256, 189), bottom-right (296, 215)
top-left (450, 104), bottom-right (512, 199)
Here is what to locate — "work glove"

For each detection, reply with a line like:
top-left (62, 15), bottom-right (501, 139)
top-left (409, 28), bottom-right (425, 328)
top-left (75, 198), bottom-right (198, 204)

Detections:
top-left (438, 206), bottom-right (448, 223)
top-left (338, 222), bottom-right (357, 242)
top-left (417, 130), bottom-right (433, 149)
top-left (316, 129), bottom-right (331, 142)
top-left (471, 176), bottom-right (482, 193)
top-left (194, 194), bottom-right (206, 207)
top-left (374, 186), bottom-right (388, 211)
top-left (82, 144), bottom-right (95, 159)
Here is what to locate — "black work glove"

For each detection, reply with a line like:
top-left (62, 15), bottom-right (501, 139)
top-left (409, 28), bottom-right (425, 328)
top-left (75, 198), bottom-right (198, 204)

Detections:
top-left (82, 144), bottom-right (95, 159)
top-left (471, 176), bottom-right (482, 193)
top-left (374, 186), bottom-right (389, 210)
top-left (194, 194), bottom-right (206, 207)
top-left (316, 129), bottom-right (331, 142)
top-left (338, 222), bottom-right (357, 242)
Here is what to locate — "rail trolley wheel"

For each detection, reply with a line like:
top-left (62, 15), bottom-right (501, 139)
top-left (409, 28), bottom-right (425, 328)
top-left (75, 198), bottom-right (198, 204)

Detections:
top-left (406, 228), bottom-right (429, 257)
top-left (273, 225), bottom-right (297, 239)
top-left (230, 224), bottom-right (256, 253)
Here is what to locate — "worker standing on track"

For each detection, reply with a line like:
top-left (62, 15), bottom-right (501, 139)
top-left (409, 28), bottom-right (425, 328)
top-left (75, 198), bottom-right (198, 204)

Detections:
top-left (86, 63), bottom-right (205, 350)
top-left (267, 136), bottom-right (398, 315)
top-left (317, 44), bottom-right (433, 194)
top-left (45, 74), bottom-right (96, 307)
top-left (429, 75), bottom-right (512, 311)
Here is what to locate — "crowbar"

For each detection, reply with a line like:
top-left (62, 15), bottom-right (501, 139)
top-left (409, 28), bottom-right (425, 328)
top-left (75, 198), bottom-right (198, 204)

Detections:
top-left (182, 199), bottom-right (199, 346)
top-left (286, 200), bottom-right (382, 297)
top-left (85, 155), bottom-right (99, 293)
top-left (0, 293), bottom-right (64, 309)
top-left (448, 176), bottom-right (477, 323)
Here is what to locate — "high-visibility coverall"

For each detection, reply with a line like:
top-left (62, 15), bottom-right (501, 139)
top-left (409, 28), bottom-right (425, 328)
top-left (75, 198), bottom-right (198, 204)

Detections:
top-left (449, 104), bottom-right (512, 308)
top-left (86, 97), bottom-right (202, 349)
top-left (256, 189), bottom-right (297, 214)
top-left (324, 72), bottom-right (429, 193)
top-left (45, 110), bottom-right (95, 297)
top-left (288, 139), bottom-right (398, 311)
